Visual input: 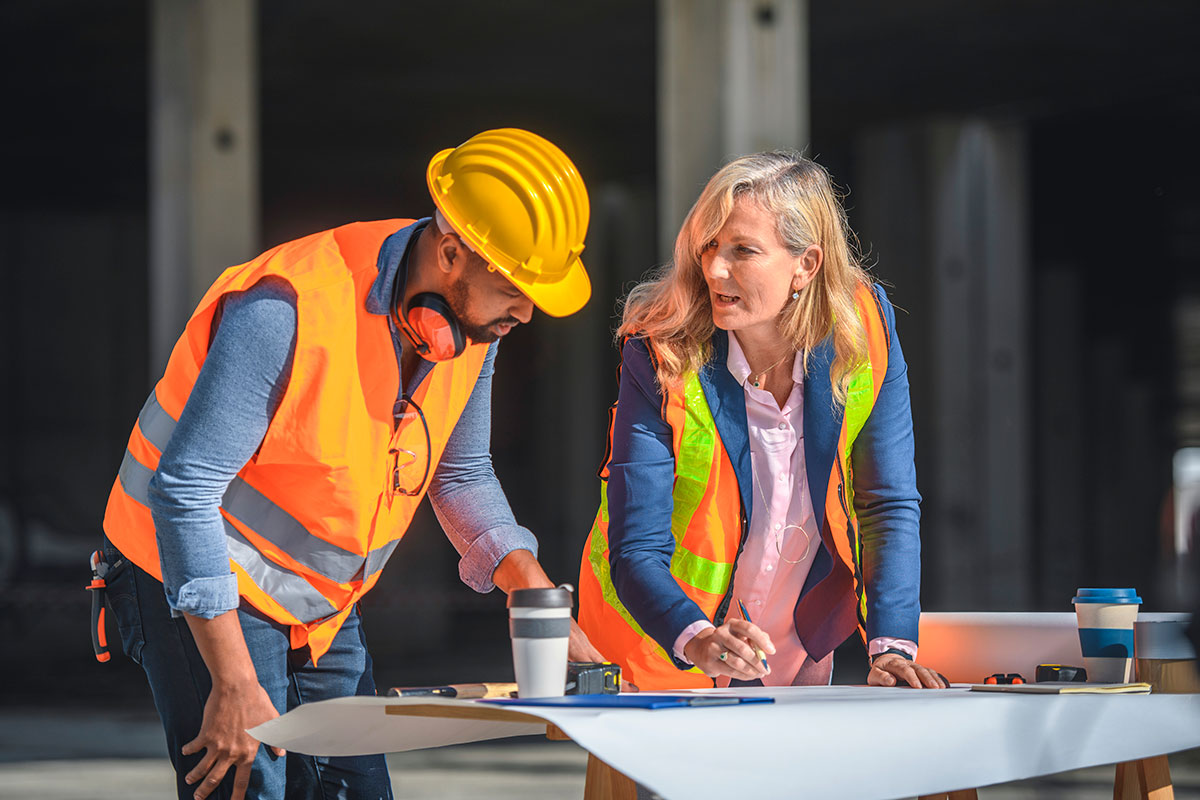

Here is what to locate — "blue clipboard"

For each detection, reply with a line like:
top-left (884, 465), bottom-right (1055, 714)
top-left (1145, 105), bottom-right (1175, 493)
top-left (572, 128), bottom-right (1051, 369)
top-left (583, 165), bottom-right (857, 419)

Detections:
top-left (481, 694), bottom-right (774, 710)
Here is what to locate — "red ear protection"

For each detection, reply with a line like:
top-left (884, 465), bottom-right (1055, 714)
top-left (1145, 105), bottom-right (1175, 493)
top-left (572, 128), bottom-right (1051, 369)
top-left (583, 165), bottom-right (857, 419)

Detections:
top-left (397, 292), bottom-right (466, 361)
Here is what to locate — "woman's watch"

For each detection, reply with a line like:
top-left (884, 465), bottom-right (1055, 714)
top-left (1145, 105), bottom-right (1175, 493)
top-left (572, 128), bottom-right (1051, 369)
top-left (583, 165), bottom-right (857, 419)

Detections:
top-left (871, 647), bottom-right (914, 664)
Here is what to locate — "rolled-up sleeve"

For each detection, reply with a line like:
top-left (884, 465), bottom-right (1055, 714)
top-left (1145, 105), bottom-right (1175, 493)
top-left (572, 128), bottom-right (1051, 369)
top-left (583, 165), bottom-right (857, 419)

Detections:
top-left (427, 341), bottom-right (538, 593)
top-left (852, 284), bottom-right (923, 643)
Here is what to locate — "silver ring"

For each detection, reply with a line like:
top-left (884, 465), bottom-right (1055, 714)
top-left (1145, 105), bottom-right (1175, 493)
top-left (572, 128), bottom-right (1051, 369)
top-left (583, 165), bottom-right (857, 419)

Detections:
top-left (718, 651), bottom-right (729, 662)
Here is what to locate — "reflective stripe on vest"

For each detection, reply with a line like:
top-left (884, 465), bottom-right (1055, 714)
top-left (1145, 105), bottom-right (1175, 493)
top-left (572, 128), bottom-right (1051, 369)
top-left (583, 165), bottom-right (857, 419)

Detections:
top-left (667, 373), bottom-right (733, 595)
top-left (585, 488), bottom-right (665, 657)
top-left (130, 390), bottom-right (401, 595)
top-left (117, 449), bottom-right (339, 623)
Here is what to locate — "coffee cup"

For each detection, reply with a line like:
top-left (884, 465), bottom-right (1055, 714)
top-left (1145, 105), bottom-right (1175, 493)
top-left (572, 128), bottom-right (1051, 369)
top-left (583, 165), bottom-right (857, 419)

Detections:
top-left (1135, 613), bottom-right (1200, 693)
top-left (508, 584), bottom-right (573, 698)
top-left (1072, 588), bottom-right (1142, 683)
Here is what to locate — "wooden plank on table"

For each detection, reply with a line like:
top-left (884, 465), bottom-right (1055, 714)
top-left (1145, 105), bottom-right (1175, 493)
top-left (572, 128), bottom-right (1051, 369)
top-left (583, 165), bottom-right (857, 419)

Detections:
top-left (383, 703), bottom-right (543, 725)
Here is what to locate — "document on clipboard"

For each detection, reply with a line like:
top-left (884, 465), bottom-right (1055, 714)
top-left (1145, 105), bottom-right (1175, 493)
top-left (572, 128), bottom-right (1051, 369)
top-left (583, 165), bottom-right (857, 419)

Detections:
top-left (969, 682), bottom-right (1151, 694)
top-left (482, 693), bottom-right (775, 709)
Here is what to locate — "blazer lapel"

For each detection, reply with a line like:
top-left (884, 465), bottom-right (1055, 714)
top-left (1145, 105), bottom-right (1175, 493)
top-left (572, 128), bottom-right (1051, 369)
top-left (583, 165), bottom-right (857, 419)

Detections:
top-left (803, 336), bottom-right (842, 541)
top-left (697, 330), bottom-right (753, 528)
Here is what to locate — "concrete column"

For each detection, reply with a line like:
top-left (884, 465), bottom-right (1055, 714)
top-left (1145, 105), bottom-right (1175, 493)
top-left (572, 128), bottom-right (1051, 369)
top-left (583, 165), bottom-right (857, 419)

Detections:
top-left (855, 119), bottom-right (1032, 610)
top-left (929, 121), bottom-right (1032, 609)
top-left (150, 0), bottom-right (259, 374)
top-left (658, 0), bottom-right (809, 258)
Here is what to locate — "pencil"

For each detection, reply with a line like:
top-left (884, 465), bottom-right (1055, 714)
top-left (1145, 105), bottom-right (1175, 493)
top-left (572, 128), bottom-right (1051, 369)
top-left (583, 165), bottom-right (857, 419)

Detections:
top-left (737, 599), bottom-right (769, 669)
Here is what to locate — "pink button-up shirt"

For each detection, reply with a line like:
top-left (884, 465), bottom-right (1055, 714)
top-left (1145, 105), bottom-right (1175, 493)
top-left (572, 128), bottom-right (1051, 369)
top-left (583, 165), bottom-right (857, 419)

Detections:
top-left (673, 334), bottom-right (916, 683)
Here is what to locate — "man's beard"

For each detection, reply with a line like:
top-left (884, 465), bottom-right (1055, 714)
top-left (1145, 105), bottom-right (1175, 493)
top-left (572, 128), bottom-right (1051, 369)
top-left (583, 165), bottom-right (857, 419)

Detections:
top-left (445, 275), bottom-right (521, 344)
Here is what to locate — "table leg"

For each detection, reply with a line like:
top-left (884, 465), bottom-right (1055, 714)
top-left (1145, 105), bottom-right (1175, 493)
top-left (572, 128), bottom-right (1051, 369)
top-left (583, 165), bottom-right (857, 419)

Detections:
top-left (1137, 756), bottom-right (1175, 800)
top-left (1116, 762), bottom-right (1139, 800)
top-left (1114, 756), bottom-right (1174, 800)
top-left (584, 752), bottom-right (639, 800)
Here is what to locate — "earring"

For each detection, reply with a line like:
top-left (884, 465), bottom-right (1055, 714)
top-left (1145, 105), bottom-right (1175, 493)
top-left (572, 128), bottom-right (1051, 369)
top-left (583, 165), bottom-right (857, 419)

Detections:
top-left (791, 289), bottom-right (800, 300)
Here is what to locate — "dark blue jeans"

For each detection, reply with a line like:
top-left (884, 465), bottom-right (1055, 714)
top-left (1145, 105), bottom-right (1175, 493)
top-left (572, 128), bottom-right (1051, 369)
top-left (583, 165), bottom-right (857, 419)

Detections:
top-left (101, 539), bottom-right (393, 800)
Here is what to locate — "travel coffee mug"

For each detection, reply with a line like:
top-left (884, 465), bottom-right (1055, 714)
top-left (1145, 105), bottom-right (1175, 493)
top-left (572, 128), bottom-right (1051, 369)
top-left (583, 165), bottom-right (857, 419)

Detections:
top-left (508, 584), bottom-right (573, 698)
top-left (1072, 587), bottom-right (1142, 683)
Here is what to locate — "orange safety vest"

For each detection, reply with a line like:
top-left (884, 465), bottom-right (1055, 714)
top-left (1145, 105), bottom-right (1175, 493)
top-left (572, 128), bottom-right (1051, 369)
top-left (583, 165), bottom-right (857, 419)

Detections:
top-left (103, 220), bottom-right (488, 662)
top-left (579, 283), bottom-right (890, 689)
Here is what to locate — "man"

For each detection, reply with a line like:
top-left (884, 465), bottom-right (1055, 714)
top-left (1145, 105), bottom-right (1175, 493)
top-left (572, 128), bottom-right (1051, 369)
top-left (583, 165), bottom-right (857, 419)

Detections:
top-left (99, 128), bottom-right (603, 800)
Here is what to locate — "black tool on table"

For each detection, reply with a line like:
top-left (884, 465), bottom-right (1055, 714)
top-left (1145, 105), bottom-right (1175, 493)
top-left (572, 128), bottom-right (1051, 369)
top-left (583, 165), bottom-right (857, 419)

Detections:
top-left (983, 672), bottom-right (1026, 685)
top-left (566, 662), bottom-right (621, 695)
top-left (1036, 664), bottom-right (1087, 683)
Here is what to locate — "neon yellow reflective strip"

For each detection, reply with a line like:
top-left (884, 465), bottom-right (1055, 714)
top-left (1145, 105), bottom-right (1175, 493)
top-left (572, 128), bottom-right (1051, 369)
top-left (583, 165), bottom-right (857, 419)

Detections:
top-left (840, 303), bottom-right (883, 623)
top-left (841, 363), bottom-right (874, 463)
top-left (668, 374), bottom-right (715, 544)
top-left (666, 373), bottom-right (733, 596)
top-left (589, 487), bottom-right (681, 670)
top-left (670, 544), bottom-right (731, 597)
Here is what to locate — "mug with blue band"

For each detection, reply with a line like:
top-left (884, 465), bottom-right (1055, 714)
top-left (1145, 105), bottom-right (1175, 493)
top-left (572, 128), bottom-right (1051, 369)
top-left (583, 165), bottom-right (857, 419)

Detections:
top-left (1073, 588), bottom-right (1142, 683)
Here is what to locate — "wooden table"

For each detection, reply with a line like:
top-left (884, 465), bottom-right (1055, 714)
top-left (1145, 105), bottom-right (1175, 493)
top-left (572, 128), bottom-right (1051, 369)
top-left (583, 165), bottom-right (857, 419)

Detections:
top-left (251, 687), bottom-right (1200, 799)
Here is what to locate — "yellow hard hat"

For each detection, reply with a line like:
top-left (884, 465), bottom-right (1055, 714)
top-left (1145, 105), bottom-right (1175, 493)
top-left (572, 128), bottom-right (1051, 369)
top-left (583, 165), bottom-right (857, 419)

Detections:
top-left (426, 128), bottom-right (591, 317)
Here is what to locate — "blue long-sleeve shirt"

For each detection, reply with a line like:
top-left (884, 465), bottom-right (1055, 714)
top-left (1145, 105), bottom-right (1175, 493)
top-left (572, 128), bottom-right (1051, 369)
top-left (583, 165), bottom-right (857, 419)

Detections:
top-left (146, 219), bottom-right (537, 618)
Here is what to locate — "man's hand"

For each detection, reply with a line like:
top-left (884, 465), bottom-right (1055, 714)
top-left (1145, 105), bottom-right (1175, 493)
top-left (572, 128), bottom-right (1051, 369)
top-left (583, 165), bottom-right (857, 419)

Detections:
top-left (683, 620), bottom-right (775, 681)
top-left (868, 653), bottom-right (948, 689)
top-left (182, 610), bottom-right (284, 800)
top-left (492, 550), bottom-right (608, 663)
top-left (181, 678), bottom-right (283, 800)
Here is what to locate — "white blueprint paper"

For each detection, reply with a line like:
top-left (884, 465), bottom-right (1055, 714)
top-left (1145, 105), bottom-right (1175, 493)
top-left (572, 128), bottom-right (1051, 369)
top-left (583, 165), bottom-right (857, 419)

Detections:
top-left (251, 687), bottom-right (1200, 800)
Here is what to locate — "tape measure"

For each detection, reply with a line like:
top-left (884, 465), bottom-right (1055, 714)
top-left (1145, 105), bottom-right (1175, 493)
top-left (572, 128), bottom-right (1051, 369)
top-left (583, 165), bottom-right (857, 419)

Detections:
top-left (1036, 664), bottom-right (1087, 683)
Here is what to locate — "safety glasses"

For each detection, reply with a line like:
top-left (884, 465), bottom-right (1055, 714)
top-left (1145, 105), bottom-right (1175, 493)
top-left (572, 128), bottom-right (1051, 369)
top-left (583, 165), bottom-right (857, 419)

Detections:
top-left (386, 395), bottom-right (431, 504)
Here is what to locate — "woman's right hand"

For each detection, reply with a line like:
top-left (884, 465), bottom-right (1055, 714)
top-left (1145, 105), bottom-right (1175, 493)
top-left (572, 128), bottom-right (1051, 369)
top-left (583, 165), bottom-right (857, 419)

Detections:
top-left (683, 620), bottom-right (775, 681)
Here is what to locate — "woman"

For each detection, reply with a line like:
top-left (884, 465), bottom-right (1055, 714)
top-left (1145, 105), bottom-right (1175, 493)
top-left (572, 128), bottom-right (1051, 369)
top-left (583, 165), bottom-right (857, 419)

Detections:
top-left (578, 151), bottom-right (945, 690)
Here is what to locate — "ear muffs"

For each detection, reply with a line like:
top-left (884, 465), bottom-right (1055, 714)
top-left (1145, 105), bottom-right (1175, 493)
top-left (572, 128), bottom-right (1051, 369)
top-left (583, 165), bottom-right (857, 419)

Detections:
top-left (397, 292), bottom-right (466, 361)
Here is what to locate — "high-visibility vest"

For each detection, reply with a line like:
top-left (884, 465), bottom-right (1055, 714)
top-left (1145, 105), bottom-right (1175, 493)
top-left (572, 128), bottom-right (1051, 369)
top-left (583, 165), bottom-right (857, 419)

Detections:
top-left (103, 220), bottom-right (488, 662)
top-left (578, 283), bottom-right (891, 689)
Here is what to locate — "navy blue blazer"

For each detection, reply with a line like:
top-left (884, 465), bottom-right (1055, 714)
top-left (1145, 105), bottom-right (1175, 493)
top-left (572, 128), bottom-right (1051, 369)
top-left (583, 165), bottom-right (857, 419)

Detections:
top-left (605, 284), bottom-right (922, 660)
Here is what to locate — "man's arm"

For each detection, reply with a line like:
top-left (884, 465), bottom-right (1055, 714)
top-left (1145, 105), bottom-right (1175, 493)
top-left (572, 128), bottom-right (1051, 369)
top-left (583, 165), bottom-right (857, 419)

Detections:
top-left (147, 277), bottom-right (297, 618)
top-left (146, 278), bottom-right (297, 798)
top-left (427, 341), bottom-right (603, 661)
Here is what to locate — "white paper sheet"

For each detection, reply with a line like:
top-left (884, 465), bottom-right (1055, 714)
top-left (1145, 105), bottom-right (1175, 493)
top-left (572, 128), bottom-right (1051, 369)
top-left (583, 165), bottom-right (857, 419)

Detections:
top-left (251, 687), bottom-right (1200, 800)
top-left (249, 696), bottom-right (546, 757)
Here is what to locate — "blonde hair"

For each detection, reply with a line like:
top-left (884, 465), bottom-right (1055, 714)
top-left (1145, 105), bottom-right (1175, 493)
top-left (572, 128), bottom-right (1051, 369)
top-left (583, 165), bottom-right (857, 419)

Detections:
top-left (619, 150), bottom-right (872, 404)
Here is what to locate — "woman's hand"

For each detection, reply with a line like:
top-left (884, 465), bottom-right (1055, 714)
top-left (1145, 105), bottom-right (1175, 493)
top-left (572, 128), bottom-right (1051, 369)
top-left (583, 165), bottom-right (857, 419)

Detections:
top-left (868, 653), bottom-right (948, 689)
top-left (683, 620), bottom-right (775, 681)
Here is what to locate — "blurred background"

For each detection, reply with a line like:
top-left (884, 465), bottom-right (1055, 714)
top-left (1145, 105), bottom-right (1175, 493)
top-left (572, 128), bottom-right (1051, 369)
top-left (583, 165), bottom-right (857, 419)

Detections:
top-left (2, 0), bottom-right (1199, 717)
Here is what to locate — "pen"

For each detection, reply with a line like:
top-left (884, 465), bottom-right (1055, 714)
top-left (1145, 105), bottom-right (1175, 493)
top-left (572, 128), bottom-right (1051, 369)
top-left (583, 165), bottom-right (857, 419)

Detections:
top-left (737, 599), bottom-right (770, 670)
